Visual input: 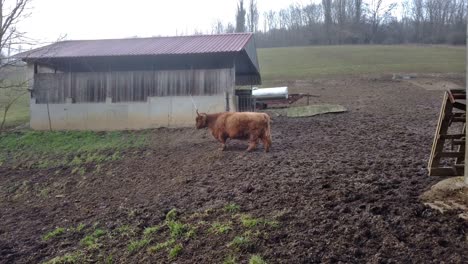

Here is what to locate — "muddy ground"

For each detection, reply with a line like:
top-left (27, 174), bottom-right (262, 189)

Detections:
top-left (1, 74), bottom-right (467, 263)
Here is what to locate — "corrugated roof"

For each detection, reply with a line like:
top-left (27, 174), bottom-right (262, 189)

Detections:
top-left (17, 33), bottom-right (254, 59)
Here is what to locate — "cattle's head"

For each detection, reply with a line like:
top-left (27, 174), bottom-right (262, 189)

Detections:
top-left (195, 110), bottom-right (208, 129)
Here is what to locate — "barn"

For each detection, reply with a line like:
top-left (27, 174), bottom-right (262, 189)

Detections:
top-left (17, 33), bottom-right (261, 130)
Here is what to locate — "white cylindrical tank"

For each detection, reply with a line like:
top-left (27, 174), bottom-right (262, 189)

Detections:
top-left (252, 87), bottom-right (288, 100)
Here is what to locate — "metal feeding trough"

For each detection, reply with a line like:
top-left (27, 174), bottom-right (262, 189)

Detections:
top-left (252, 87), bottom-right (289, 100)
top-left (252, 87), bottom-right (317, 109)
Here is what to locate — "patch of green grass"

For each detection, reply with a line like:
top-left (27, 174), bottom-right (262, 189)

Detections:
top-left (43, 251), bottom-right (82, 264)
top-left (0, 130), bottom-right (148, 169)
top-left (185, 226), bottom-right (197, 239)
top-left (0, 131), bottom-right (146, 153)
top-left (39, 187), bottom-right (51, 198)
top-left (93, 229), bottom-right (106, 237)
top-left (240, 215), bottom-right (261, 228)
top-left (209, 222), bottom-right (232, 234)
top-left (204, 208), bottom-right (215, 215)
top-left (43, 227), bottom-right (65, 241)
top-left (168, 243), bottom-right (183, 260)
top-left (127, 209), bottom-right (137, 218)
top-left (80, 237), bottom-right (98, 249)
top-left (228, 236), bottom-right (252, 251)
top-left (263, 220), bottom-right (280, 228)
top-left (165, 208), bottom-right (178, 221)
top-left (37, 159), bottom-right (53, 169)
top-left (147, 239), bottom-right (175, 253)
top-left (116, 225), bottom-right (131, 233)
top-left (127, 239), bottom-right (150, 253)
top-left (223, 255), bottom-right (238, 264)
top-left (249, 255), bottom-right (267, 264)
top-left (167, 220), bottom-right (187, 238)
top-left (143, 226), bottom-right (161, 237)
top-left (0, 90), bottom-right (29, 129)
top-left (11, 180), bottom-right (31, 198)
top-left (116, 225), bottom-right (136, 237)
top-left (71, 167), bottom-right (86, 175)
top-left (80, 229), bottom-right (106, 249)
top-left (164, 209), bottom-right (188, 238)
top-left (242, 230), bottom-right (261, 238)
top-left (239, 214), bottom-right (279, 229)
top-left (104, 255), bottom-right (113, 264)
top-left (258, 45), bottom-right (466, 81)
top-left (224, 203), bottom-right (240, 214)
top-left (76, 223), bottom-right (85, 232)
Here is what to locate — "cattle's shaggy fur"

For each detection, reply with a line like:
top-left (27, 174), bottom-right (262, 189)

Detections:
top-left (195, 111), bottom-right (272, 152)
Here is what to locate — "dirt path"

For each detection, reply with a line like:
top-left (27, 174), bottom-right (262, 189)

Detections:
top-left (1, 75), bottom-right (467, 263)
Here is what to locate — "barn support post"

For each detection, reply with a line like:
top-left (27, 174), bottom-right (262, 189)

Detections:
top-left (465, 17), bottom-right (468, 185)
top-left (67, 62), bottom-right (72, 102)
top-left (225, 92), bottom-right (230, 112)
top-left (106, 64), bottom-right (112, 103)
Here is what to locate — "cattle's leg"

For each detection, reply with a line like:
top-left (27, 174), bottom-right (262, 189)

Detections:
top-left (261, 134), bottom-right (271, 153)
top-left (246, 134), bottom-right (258, 152)
top-left (218, 134), bottom-right (228, 151)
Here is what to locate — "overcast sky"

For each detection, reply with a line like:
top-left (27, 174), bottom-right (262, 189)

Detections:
top-left (17, 0), bottom-right (398, 48)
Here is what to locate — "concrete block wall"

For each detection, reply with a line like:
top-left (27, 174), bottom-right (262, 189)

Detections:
top-left (30, 94), bottom-right (237, 131)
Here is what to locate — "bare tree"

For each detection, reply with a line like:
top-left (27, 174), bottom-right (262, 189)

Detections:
top-left (322, 0), bottom-right (333, 44)
top-left (288, 4), bottom-right (304, 29)
top-left (333, 0), bottom-right (348, 43)
top-left (247, 0), bottom-right (259, 32)
top-left (236, 0), bottom-right (247, 33)
top-left (303, 3), bottom-right (322, 27)
top-left (354, 0), bottom-right (362, 24)
top-left (349, 0), bottom-right (364, 43)
top-left (279, 9), bottom-right (290, 29)
top-left (243, 0), bottom-right (467, 47)
top-left (0, 0), bottom-right (33, 131)
top-left (212, 20), bottom-right (225, 34)
top-left (226, 23), bottom-right (236, 33)
top-left (264, 11), bottom-right (276, 31)
top-left (368, 0), bottom-right (397, 43)
top-left (410, 0), bottom-right (424, 42)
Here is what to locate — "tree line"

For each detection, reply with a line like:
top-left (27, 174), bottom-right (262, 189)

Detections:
top-left (213, 0), bottom-right (467, 48)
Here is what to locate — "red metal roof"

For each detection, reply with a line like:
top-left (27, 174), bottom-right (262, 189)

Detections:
top-left (18, 33), bottom-right (254, 59)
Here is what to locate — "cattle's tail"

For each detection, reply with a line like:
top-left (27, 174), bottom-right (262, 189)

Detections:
top-left (262, 113), bottom-right (272, 152)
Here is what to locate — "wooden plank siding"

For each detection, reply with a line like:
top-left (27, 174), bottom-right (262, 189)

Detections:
top-left (33, 68), bottom-right (235, 104)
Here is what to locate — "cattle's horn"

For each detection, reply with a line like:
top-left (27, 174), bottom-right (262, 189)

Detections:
top-left (196, 109), bottom-right (200, 116)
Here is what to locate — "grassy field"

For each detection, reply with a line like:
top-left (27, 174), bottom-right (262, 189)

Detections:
top-left (0, 64), bottom-right (30, 129)
top-left (0, 130), bottom-right (149, 169)
top-left (259, 45), bottom-right (466, 81)
top-left (0, 93), bottom-right (29, 128)
top-left (0, 45), bottom-right (466, 128)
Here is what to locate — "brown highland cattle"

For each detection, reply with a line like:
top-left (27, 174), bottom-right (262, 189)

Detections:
top-left (195, 111), bottom-right (272, 152)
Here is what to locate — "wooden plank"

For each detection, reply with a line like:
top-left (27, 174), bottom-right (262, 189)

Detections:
top-left (455, 124), bottom-right (466, 165)
top-left (447, 90), bottom-right (456, 104)
top-left (452, 93), bottom-right (466, 98)
top-left (451, 117), bottom-right (466, 123)
top-left (439, 134), bottom-right (465, 139)
top-left (428, 92), bottom-right (452, 171)
top-left (449, 89), bottom-right (466, 94)
top-left (439, 152), bottom-right (465, 158)
top-left (34, 68), bottom-right (233, 104)
top-left (429, 167), bottom-right (463, 177)
top-left (452, 102), bottom-right (465, 110)
top-left (428, 89), bottom-right (465, 176)
top-left (451, 140), bottom-right (466, 145)
top-left (452, 112), bottom-right (465, 117)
